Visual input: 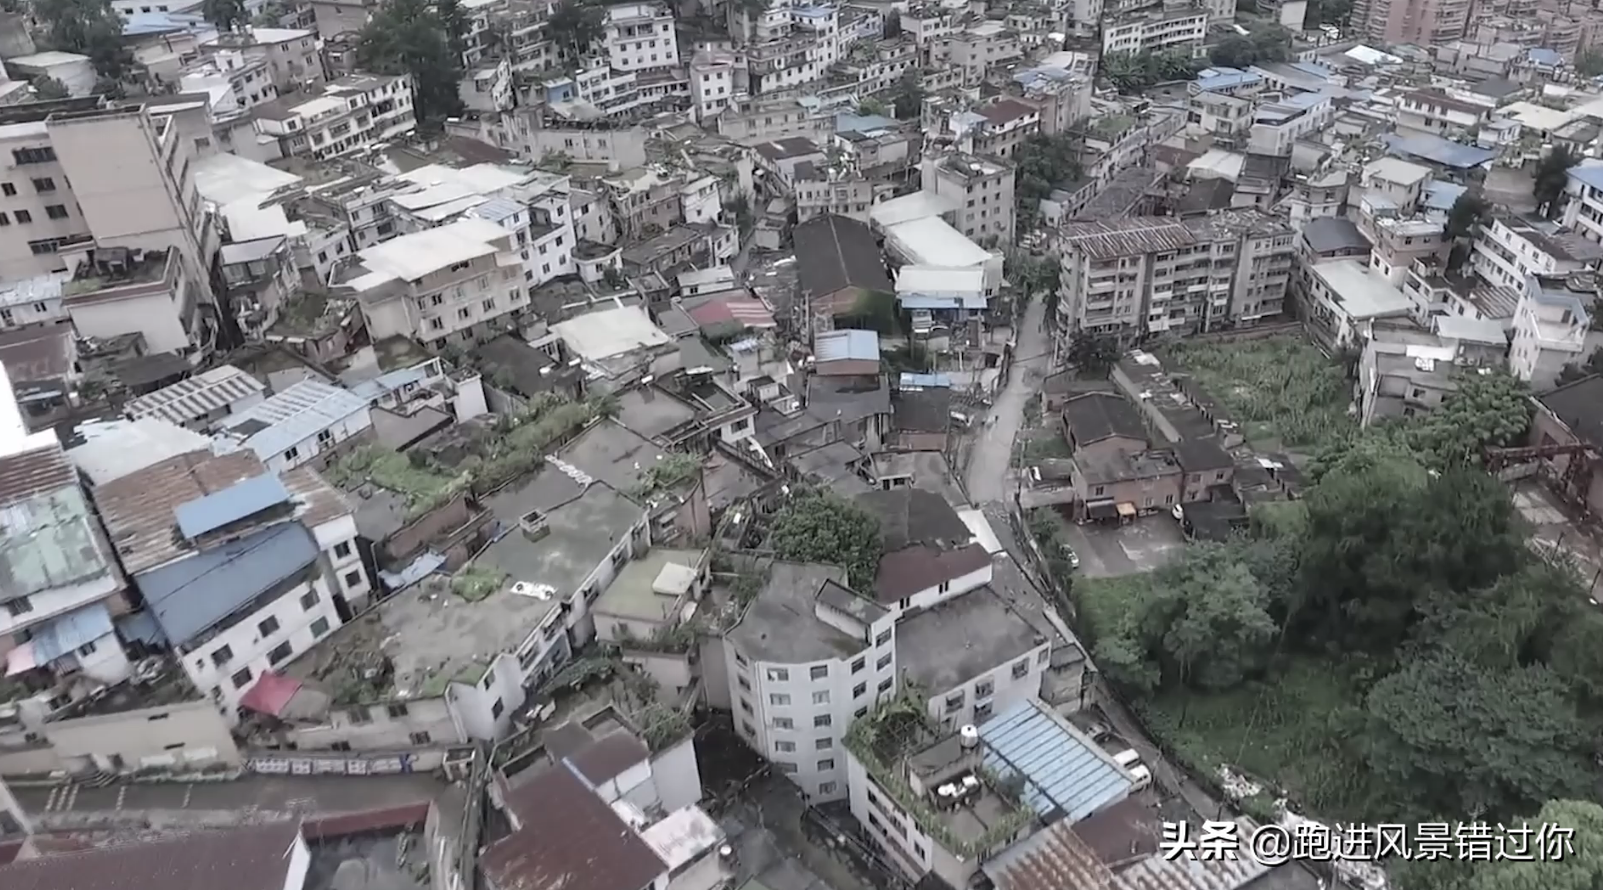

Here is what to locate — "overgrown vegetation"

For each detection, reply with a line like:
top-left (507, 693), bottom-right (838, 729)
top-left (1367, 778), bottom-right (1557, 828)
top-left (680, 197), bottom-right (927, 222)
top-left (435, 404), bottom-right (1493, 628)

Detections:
top-left (1207, 25), bottom-right (1292, 69)
top-left (34, 0), bottom-right (134, 81)
top-left (1012, 133), bottom-right (1083, 232)
top-left (1100, 49), bottom-right (1205, 94)
top-left (451, 566), bottom-right (508, 601)
top-left (769, 488), bottom-right (883, 591)
top-left (1535, 144), bottom-right (1581, 219)
top-left (1164, 336), bottom-right (1353, 450)
top-left (356, 0), bottom-right (468, 126)
top-left (328, 393), bottom-right (615, 514)
top-left (631, 452), bottom-right (702, 500)
top-left (890, 69), bottom-right (925, 120)
top-left (1077, 379), bottom-right (1596, 841)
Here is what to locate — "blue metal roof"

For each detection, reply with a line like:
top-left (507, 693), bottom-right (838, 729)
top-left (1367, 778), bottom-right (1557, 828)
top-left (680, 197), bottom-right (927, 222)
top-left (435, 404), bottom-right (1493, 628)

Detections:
top-left (1289, 61), bottom-right (1334, 78)
top-left (898, 294), bottom-right (988, 310)
top-left (1382, 132), bottom-right (1497, 169)
top-left (1528, 48), bottom-right (1562, 67)
top-left (1422, 180), bottom-right (1468, 211)
top-left (174, 472), bottom-right (291, 540)
top-left (1194, 66), bottom-right (1260, 92)
top-left (981, 699), bottom-right (1133, 822)
top-left (116, 610), bottom-right (165, 645)
top-left (139, 522), bottom-right (320, 648)
top-left (219, 379), bottom-right (369, 463)
top-left (815, 329), bottom-right (880, 363)
top-left (32, 602), bottom-right (113, 664)
top-left (1568, 163), bottom-right (1603, 192)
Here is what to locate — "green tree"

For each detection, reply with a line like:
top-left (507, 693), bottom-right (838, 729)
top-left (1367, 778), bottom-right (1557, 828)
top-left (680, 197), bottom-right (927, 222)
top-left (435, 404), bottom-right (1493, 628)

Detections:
top-left (1356, 648), bottom-right (1599, 820)
top-left (842, 290), bottom-right (899, 335)
top-left (437, 0), bottom-right (470, 61)
top-left (1306, 0), bottom-right (1352, 27)
top-left (890, 69), bottom-right (925, 120)
top-left (1406, 368), bottom-right (1530, 468)
top-left (1007, 251), bottom-right (1061, 303)
top-left (548, 0), bottom-right (605, 60)
top-left (357, 0), bottom-right (465, 125)
top-left (1295, 463), bottom-right (1525, 655)
top-left (883, 9), bottom-right (901, 38)
top-left (769, 489), bottom-right (884, 591)
top-left (1066, 331), bottom-right (1120, 376)
top-left (856, 97), bottom-right (889, 117)
top-left (29, 75), bottom-right (69, 100)
top-left (1013, 132), bottom-right (1082, 231)
top-left (201, 0), bottom-right (247, 31)
top-left (1534, 144), bottom-right (1581, 219)
top-left (1468, 800), bottom-right (1603, 890)
top-left (34, 0), bottom-right (133, 80)
top-left (1444, 191), bottom-right (1491, 241)
top-left (1096, 544), bottom-right (1278, 692)
top-left (1578, 51), bottom-right (1603, 78)
top-left (724, 194), bottom-right (753, 235)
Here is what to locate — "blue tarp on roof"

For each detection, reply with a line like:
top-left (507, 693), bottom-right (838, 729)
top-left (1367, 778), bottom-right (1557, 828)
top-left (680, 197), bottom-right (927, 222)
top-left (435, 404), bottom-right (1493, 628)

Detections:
top-left (899, 372), bottom-right (953, 389)
top-left (32, 603), bottom-right (113, 663)
top-left (981, 699), bottom-right (1134, 821)
top-left (1382, 133), bottom-right (1497, 169)
top-left (1528, 48), bottom-right (1562, 67)
top-left (139, 522), bottom-right (320, 648)
top-left (175, 472), bottom-right (291, 540)
top-left (1194, 67), bottom-right (1260, 92)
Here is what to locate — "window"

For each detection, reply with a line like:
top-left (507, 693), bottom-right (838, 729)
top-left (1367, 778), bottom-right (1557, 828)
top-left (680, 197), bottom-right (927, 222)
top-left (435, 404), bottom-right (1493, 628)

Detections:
top-left (770, 693), bottom-right (791, 706)
top-left (268, 641), bottom-right (293, 664)
top-left (876, 653), bottom-right (892, 670)
top-left (31, 177), bottom-right (55, 192)
top-left (1093, 485), bottom-right (1105, 497)
top-left (283, 446), bottom-right (299, 462)
top-left (814, 714), bottom-right (832, 728)
top-left (258, 616), bottom-right (280, 637)
top-left (387, 703), bottom-right (410, 718)
top-left (875, 630), bottom-right (891, 646)
top-left (13, 209), bottom-right (30, 224)
top-left (11, 147), bottom-right (56, 164)
top-left (735, 651), bottom-right (748, 667)
top-left (210, 645), bottom-right (233, 667)
top-left (231, 667), bottom-right (254, 688)
top-left (1012, 658), bottom-right (1029, 679)
top-left (333, 541), bottom-right (352, 560)
top-left (766, 667), bottom-right (789, 681)
top-left (877, 677), bottom-right (893, 692)
top-left (974, 701), bottom-right (993, 721)
top-left (44, 204), bottom-right (67, 220)
top-left (851, 657), bottom-right (866, 673)
top-left (3, 597), bottom-right (32, 617)
top-left (945, 692), bottom-right (964, 713)
top-left (738, 676), bottom-right (751, 691)
top-left (775, 740), bottom-right (796, 752)
top-left (78, 640), bottom-right (97, 657)
top-left (819, 781), bottom-right (838, 795)
top-left (330, 741), bottom-right (353, 752)
top-left (775, 761), bottom-right (798, 775)
top-left (311, 617), bottom-right (331, 637)
top-left (740, 698), bottom-right (753, 715)
top-left (975, 679), bottom-right (995, 698)
top-left (812, 690), bottom-right (829, 705)
top-left (773, 717), bottom-right (794, 729)
top-left (344, 570), bottom-right (363, 588)
top-left (0, 213), bottom-right (8, 226)
top-left (897, 597), bottom-right (909, 610)
top-left (741, 721), bottom-right (756, 736)
top-left (0, 183), bottom-right (13, 196)
top-left (1037, 648), bottom-right (1050, 665)
top-left (817, 758), bottom-right (835, 771)
top-left (483, 298), bottom-right (496, 312)
top-left (853, 681), bottom-right (868, 698)
top-left (809, 665), bottom-right (828, 680)
top-left (491, 698), bottom-right (505, 718)
top-left (410, 731), bottom-right (432, 745)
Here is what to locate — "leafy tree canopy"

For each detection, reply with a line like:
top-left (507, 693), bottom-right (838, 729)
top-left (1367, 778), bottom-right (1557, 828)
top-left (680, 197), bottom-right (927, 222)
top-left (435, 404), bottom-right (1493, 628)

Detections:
top-left (548, 0), bottom-right (605, 58)
top-left (1066, 331), bottom-right (1120, 377)
top-left (1579, 51), bottom-right (1603, 79)
top-left (357, 0), bottom-right (465, 125)
top-left (1535, 144), bottom-right (1581, 219)
top-left (29, 75), bottom-right (69, 100)
top-left (34, 0), bottom-right (132, 80)
top-left (202, 0), bottom-right (247, 32)
top-left (769, 489), bottom-right (884, 591)
top-left (890, 69), bottom-right (925, 120)
top-left (1444, 190), bottom-right (1491, 241)
top-left (1101, 50), bottom-right (1204, 93)
top-left (1209, 26), bottom-right (1292, 68)
top-left (1407, 368), bottom-right (1531, 468)
top-left (1013, 132), bottom-right (1081, 231)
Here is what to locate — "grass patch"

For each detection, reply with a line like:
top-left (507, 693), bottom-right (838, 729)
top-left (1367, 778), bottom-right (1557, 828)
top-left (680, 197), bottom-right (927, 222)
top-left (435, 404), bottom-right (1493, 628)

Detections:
top-left (451, 566), bottom-right (507, 602)
top-left (1073, 573), bottom-right (1156, 643)
top-left (1165, 336), bottom-right (1353, 450)
top-left (1135, 658), bottom-right (1371, 821)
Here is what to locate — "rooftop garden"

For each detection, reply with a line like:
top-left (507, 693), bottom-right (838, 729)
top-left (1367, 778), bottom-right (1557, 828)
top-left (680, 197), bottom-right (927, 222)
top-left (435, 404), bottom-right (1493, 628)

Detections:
top-left (451, 566), bottom-right (509, 602)
top-left (326, 391), bottom-right (618, 514)
top-left (843, 693), bottom-right (1033, 859)
top-left (630, 451), bottom-right (703, 501)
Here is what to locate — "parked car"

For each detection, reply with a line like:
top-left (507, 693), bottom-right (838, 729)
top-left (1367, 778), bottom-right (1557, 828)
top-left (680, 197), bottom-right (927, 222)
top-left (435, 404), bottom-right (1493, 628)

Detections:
top-left (1112, 748), bottom-right (1153, 792)
top-left (1060, 544), bottom-right (1080, 570)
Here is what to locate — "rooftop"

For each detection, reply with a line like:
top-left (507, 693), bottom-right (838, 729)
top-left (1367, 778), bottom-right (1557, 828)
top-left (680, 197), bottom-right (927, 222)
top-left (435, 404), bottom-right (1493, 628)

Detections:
top-left (753, 136), bottom-right (822, 161)
top-left (139, 520), bottom-right (320, 648)
top-left (1539, 374), bottom-right (1603, 446)
top-left (482, 762), bottom-right (667, 890)
top-left (1062, 392), bottom-right (1146, 444)
top-left (124, 365), bottom-right (266, 428)
top-left (552, 305), bottom-right (674, 361)
top-left (354, 217), bottom-right (508, 285)
top-left (727, 561), bottom-right (869, 663)
top-left (215, 379), bottom-right (370, 460)
top-left (814, 328), bottom-right (881, 364)
top-left (1059, 219), bottom-right (1196, 260)
top-left (0, 821), bottom-right (304, 890)
top-left (896, 585), bottom-right (1045, 693)
top-left (593, 547), bottom-right (707, 623)
top-left (0, 440), bottom-right (120, 604)
top-left (793, 214), bottom-right (894, 306)
top-left (1310, 260), bottom-right (1413, 320)
top-left (980, 699), bottom-right (1133, 821)
top-left (984, 816), bottom-right (1270, 890)
top-left (1301, 216), bottom-right (1370, 253)
top-left (66, 418), bottom-right (211, 486)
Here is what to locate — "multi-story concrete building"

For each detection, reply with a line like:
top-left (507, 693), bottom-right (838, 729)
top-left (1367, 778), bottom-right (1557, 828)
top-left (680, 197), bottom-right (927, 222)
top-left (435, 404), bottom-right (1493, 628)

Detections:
top-left (715, 95), bottom-right (834, 144)
top-left (1010, 63), bottom-right (1093, 136)
top-left (1248, 92), bottom-right (1334, 156)
top-left (94, 448), bottom-right (369, 720)
top-left (1395, 88), bottom-right (1495, 138)
top-left (943, 21), bottom-right (1023, 86)
top-left (796, 169), bottom-right (894, 223)
top-left (1351, 0), bottom-right (1472, 45)
top-left (340, 217), bottom-right (531, 349)
top-left (1560, 163), bottom-right (1603, 243)
top-left (197, 27), bottom-right (324, 93)
top-left (920, 153), bottom-right (1015, 245)
top-left (689, 50), bottom-right (739, 123)
top-left (1057, 213), bottom-right (1295, 339)
top-left (1472, 214), bottom-right (1603, 289)
top-left (966, 99), bottom-right (1040, 160)
top-left (251, 74), bottom-right (416, 161)
top-left (1101, 8), bottom-right (1208, 55)
top-left (1510, 276), bottom-right (1591, 390)
top-left (602, 1), bottom-right (680, 73)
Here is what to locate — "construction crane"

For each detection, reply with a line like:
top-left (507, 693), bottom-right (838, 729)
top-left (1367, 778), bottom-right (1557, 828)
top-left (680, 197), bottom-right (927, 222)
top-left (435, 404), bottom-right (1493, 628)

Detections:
top-left (1484, 441), bottom-right (1600, 517)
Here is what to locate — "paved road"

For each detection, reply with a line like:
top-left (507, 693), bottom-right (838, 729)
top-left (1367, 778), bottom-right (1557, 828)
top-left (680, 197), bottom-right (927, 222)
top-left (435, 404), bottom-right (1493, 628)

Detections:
top-left (964, 296), bottom-right (1050, 503)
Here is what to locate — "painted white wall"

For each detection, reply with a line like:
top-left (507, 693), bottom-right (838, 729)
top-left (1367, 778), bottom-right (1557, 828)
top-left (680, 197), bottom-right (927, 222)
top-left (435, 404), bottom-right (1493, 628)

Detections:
top-left (66, 291), bottom-right (191, 353)
top-left (265, 406), bottom-right (372, 472)
top-left (0, 574), bottom-right (121, 638)
top-left (446, 652), bottom-right (526, 741)
top-left (290, 695), bottom-right (461, 750)
top-left (283, 833), bottom-right (312, 890)
top-left (923, 644), bottom-right (1050, 729)
top-left (881, 563), bottom-right (992, 620)
top-left (652, 733), bottom-right (704, 812)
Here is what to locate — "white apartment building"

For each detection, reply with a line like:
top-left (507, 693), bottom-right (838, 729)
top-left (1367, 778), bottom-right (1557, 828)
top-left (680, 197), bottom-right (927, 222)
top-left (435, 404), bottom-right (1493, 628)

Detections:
top-left (1510, 283), bottom-right (1591, 390)
top-left (1394, 88), bottom-right (1494, 138)
top-left (722, 562), bottom-right (899, 802)
top-left (1248, 92), bottom-right (1333, 156)
top-left (197, 27), bottom-right (324, 93)
top-left (1560, 164), bottom-right (1603, 244)
top-left (1358, 157), bottom-right (1432, 214)
top-left (690, 50), bottom-right (739, 123)
top-left (1473, 215), bottom-right (1603, 289)
top-left (1101, 9), bottom-right (1208, 55)
top-left (252, 74), bottom-right (416, 161)
top-left (603, 2), bottom-right (681, 73)
top-left (59, 246), bottom-right (215, 357)
top-left (179, 51), bottom-right (281, 121)
top-left (94, 449), bottom-right (371, 720)
top-left (213, 379), bottom-right (373, 473)
top-left (0, 273), bottom-right (68, 331)
top-left (342, 217), bottom-right (531, 349)
top-left (920, 153), bottom-right (1016, 245)
top-left (944, 22), bottom-right (1024, 87)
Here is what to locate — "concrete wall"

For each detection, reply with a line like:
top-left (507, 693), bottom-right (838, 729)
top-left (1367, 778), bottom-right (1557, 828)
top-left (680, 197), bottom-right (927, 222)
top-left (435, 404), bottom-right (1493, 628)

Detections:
top-left (651, 732), bottom-right (703, 812)
top-left (286, 696), bottom-right (462, 751)
top-left (44, 698), bottom-right (240, 773)
top-left (620, 649), bottom-right (694, 697)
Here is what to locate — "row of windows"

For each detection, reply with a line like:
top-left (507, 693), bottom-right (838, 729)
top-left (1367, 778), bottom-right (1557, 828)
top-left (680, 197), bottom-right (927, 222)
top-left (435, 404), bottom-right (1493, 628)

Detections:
top-left (0, 205), bottom-right (71, 226)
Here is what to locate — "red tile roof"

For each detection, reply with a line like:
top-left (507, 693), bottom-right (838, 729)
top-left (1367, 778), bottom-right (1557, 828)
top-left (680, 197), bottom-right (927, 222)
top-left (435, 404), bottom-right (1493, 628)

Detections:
top-left (0, 822), bottom-right (301, 890)
top-left (483, 765), bottom-right (666, 890)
